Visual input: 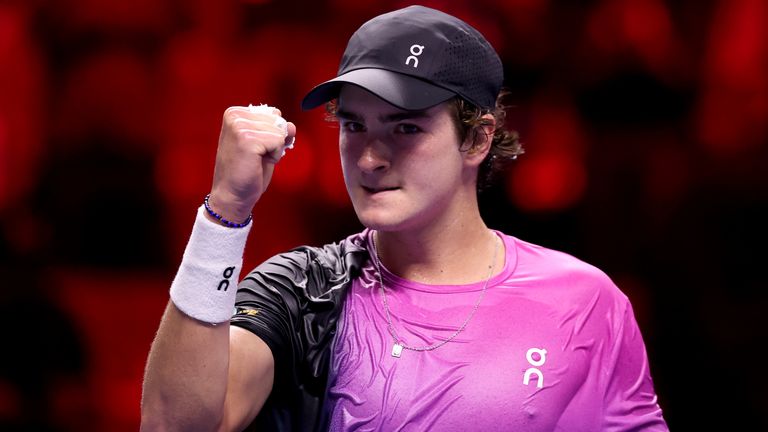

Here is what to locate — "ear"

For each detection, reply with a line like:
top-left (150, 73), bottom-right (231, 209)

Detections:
top-left (463, 114), bottom-right (496, 168)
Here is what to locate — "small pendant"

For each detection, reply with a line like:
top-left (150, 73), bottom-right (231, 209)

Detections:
top-left (392, 343), bottom-right (403, 358)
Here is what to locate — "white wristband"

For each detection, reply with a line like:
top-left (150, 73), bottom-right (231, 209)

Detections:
top-left (170, 205), bottom-right (252, 324)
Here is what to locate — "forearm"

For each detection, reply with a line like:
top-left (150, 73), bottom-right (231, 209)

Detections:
top-left (141, 302), bottom-right (230, 431)
top-left (141, 204), bottom-right (251, 430)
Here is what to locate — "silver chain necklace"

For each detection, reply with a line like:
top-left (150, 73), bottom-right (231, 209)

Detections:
top-left (371, 232), bottom-right (499, 358)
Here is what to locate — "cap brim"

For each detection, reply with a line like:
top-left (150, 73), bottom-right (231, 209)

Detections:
top-left (301, 68), bottom-right (456, 111)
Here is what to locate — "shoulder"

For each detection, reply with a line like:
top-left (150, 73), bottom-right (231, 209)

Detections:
top-left (232, 232), bottom-right (368, 348)
top-left (246, 232), bottom-right (368, 277)
top-left (239, 231), bottom-right (369, 299)
top-left (500, 233), bottom-right (629, 308)
top-left (506, 234), bottom-right (614, 283)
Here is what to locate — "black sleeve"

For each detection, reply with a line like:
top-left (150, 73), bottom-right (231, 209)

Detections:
top-left (229, 235), bottom-right (368, 432)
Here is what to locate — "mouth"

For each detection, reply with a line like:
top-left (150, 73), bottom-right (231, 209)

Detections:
top-left (362, 185), bottom-right (400, 194)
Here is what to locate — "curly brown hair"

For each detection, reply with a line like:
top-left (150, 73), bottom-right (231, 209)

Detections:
top-left (450, 89), bottom-right (523, 191)
top-left (325, 90), bottom-right (523, 192)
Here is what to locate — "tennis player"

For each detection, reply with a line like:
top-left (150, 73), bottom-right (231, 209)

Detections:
top-left (142, 5), bottom-right (668, 431)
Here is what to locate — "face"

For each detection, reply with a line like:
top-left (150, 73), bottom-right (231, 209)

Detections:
top-left (337, 85), bottom-right (482, 233)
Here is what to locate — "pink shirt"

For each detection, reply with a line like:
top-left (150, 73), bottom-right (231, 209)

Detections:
top-left (325, 230), bottom-right (667, 431)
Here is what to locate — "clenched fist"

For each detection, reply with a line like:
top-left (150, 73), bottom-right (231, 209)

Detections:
top-left (207, 104), bottom-right (297, 223)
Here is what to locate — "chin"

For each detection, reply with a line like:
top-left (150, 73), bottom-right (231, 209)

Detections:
top-left (356, 216), bottom-right (399, 232)
top-left (354, 209), bottom-right (408, 232)
top-left (355, 210), bottom-right (430, 234)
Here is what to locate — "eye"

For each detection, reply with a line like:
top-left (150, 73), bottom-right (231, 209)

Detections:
top-left (342, 121), bottom-right (366, 133)
top-left (396, 123), bottom-right (422, 134)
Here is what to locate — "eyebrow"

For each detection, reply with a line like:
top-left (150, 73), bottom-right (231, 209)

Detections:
top-left (336, 108), bottom-right (431, 123)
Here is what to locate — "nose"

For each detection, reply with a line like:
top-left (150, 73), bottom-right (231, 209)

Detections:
top-left (357, 140), bottom-right (390, 174)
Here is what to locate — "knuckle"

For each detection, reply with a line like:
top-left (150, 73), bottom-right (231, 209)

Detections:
top-left (231, 117), bottom-right (257, 128)
top-left (223, 107), bottom-right (242, 123)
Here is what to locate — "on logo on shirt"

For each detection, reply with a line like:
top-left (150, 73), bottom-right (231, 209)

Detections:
top-left (523, 347), bottom-right (547, 389)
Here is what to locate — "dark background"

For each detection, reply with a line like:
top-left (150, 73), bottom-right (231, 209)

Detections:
top-left (1, 0), bottom-right (766, 430)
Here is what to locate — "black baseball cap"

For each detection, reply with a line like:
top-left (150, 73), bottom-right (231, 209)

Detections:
top-left (300, 5), bottom-right (503, 111)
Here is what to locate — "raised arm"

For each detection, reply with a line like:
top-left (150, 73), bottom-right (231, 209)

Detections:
top-left (141, 105), bottom-right (296, 431)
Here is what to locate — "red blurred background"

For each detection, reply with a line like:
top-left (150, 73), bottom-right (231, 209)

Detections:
top-left (1, 0), bottom-right (766, 430)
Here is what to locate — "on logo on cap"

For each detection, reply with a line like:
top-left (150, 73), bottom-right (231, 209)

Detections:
top-left (405, 44), bottom-right (425, 68)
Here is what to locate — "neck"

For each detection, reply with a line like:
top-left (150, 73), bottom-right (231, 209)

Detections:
top-left (374, 204), bottom-right (501, 285)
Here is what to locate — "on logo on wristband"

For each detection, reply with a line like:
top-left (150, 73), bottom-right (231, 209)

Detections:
top-left (217, 266), bottom-right (235, 291)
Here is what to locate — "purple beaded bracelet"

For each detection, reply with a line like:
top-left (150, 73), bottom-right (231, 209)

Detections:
top-left (203, 194), bottom-right (252, 228)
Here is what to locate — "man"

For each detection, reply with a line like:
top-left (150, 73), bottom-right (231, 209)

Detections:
top-left (141, 5), bottom-right (668, 431)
